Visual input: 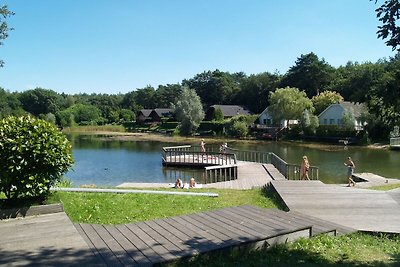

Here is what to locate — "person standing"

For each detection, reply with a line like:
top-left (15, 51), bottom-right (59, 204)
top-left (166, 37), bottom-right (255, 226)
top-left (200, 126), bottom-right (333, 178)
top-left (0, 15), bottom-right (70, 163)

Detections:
top-left (200, 139), bottom-right (206, 152)
top-left (345, 157), bottom-right (356, 187)
top-left (300, 155), bottom-right (310, 180)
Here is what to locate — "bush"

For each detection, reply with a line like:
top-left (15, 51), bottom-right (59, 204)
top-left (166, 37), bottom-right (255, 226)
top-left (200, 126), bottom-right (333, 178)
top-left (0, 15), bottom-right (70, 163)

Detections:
top-left (0, 116), bottom-right (74, 201)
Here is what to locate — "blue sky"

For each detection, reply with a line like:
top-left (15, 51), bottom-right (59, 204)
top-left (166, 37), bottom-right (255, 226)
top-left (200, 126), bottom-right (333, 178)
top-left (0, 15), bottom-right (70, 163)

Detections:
top-left (0, 0), bottom-right (395, 94)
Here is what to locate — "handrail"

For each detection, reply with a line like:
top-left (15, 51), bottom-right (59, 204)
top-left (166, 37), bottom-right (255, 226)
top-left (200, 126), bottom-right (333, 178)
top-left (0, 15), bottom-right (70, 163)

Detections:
top-left (390, 137), bottom-right (400, 146)
top-left (162, 145), bottom-right (319, 181)
top-left (204, 164), bottom-right (238, 183)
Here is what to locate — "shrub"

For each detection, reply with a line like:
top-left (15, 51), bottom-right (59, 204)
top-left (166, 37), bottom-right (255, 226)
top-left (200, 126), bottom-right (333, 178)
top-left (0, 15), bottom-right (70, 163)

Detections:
top-left (0, 116), bottom-right (74, 201)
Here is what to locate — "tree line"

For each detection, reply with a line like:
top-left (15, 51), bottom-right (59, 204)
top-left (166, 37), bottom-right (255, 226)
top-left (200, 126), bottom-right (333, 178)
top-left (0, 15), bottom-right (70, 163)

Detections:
top-left (1, 51), bottom-right (399, 139)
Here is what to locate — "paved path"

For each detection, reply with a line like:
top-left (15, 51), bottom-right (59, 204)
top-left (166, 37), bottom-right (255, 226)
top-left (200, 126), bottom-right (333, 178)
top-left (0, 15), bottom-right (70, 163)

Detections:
top-left (271, 180), bottom-right (400, 233)
top-left (0, 212), bottom-right (103, 266)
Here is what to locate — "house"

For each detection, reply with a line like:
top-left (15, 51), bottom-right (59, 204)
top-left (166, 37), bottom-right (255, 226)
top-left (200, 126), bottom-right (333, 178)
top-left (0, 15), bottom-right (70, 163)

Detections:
top-left (149, 108), bottom-right (174, 122)
top-left (136, 109), bottom-right (152, 123)
top-left (205, 105), bottom-right (252, 120)
top-left (318, 102), bottom-right (366, 130)
top-left (257, 106), bottom-right (299, 128)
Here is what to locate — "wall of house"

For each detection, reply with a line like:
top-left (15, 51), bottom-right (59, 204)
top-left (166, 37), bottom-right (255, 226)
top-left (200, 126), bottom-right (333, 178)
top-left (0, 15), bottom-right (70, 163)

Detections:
top-left (319, 105), bottom-right (345, 126)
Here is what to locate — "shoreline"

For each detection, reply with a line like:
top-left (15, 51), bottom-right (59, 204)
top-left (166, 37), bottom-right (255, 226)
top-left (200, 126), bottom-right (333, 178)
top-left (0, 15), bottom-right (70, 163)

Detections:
top-left (64, 130), bottom-right (389, 150)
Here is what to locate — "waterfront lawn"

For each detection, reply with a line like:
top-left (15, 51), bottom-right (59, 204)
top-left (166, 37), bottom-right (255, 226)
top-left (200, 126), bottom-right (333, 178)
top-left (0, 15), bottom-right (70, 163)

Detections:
top-left (163, 232), bottom-right (400, 267)
top-left (49, 187), bottom-right (282, 224)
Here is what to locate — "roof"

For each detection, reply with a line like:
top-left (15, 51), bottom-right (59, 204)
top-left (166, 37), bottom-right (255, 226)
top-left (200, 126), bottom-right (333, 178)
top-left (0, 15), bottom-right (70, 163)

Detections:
top-left (318, 101), bottom-right (365, 118)
top-left (209, 105), bottom-right (252, 117)
top-left (138, 109), bottom-right (152, 117)
top-left (150, 108), bottom-right (173, 117)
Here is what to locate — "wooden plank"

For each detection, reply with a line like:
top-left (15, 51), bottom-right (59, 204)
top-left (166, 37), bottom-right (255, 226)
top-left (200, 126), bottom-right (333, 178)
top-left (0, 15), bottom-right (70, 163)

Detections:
top-left (92, 224), bottom-right (139, 267)
top-left (125, 223), bottom-right (176, 262)
top-left (104, 225), bottom-right (152, 267)
top-left (116, 224), bottom-right (161, 264)
top-left (74, 223), bottom-right (108, 266)
top-left (80, 224), bottom-right (123, 267)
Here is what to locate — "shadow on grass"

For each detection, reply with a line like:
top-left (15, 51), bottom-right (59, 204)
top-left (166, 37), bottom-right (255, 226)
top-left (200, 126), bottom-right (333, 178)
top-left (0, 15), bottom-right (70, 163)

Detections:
top-left (160, 243), bottom-right (400, 267)
top-left (261, 183), bottom-right (289, 212)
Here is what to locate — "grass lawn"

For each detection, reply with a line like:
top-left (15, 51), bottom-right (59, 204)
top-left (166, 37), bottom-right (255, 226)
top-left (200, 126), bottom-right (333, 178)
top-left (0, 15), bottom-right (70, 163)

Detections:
top-left (369, 183), bottom-right (400, 191)
top-left (49, 187), bottom-right (282, 224)
top-left (163, 233), bottom-right (400, 267)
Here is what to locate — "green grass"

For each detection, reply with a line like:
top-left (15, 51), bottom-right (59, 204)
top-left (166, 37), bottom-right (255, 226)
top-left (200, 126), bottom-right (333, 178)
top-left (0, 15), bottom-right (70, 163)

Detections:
top-left (164, 233), bottom-right (400, 267)
top-left (369, 183), bottom-right (400, 191)
top-left (49, 187), bottom-right (281, 224)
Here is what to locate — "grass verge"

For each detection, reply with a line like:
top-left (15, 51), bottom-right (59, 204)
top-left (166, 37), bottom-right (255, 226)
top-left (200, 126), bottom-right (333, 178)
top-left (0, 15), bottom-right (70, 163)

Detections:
top-left (163, 233), bottom-right (400, 267)
top-left (369, 183), bottom-right (400, 191)
top-left (49, 187), bottom-right (278, 224)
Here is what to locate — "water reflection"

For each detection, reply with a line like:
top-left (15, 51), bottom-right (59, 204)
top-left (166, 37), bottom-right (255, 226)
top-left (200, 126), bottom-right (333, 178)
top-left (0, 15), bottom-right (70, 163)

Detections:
top-left (65, 134), bottom-right (399, 186)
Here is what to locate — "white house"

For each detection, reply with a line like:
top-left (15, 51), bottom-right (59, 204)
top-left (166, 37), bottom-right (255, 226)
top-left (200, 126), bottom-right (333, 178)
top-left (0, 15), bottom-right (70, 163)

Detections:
top-left (318, 102), bottom-right (366, 130)
top-left (257, 106), bottom-right (299, 128)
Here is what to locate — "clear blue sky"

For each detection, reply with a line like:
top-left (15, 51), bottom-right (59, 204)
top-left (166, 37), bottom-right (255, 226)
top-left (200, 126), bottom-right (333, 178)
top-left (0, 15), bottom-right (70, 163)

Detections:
top-left (0, 0), bottom-right (395, 94)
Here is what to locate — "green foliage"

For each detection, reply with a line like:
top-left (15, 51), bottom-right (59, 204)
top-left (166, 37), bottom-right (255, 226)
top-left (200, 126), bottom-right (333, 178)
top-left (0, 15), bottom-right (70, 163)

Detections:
top-left (269, 87), bottom-right (314, 122)
top-left (18, 88), bottom-right (66, 117)
top-left (300, 109), bottom-right (319, 135)
top-left (342, 109), bottom-right (356, 130)
top-left (0, 4), bottom-right (14, 67)
top-left (374, 0), bottom-right (400, 51)
top-left (312, 91), bottom-right (344, 115)
top-left (172, 87), bottom-right (204, 135)
top-left (230, 121), bottom-right (248, 137)
top-left (213, 107), bottom-right (224, 121)
top-left (119, 108), bottom-right (135, 122)
top-left (316, 125), bottom-right (357, 137)
top-left (0, 88), bottom-right (25, 118)
top-left (281, 52), bottom-right (335, 97)
top-left (0, 116), bottom-right (73, 201)
top-left (57, 103), bottom-right (102, 126)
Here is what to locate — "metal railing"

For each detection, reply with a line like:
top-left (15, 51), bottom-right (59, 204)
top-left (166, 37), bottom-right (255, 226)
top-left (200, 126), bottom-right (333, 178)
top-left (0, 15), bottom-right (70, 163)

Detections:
top-left (162, 145), bottom-right (319, 182)
top-left (390, 137), bottom-right (400, 146)
top-left (204, 164), bottom-right (238, 183)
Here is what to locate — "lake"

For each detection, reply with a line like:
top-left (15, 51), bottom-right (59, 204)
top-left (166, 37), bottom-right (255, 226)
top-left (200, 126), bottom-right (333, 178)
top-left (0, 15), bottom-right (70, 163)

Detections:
top-left (65, 134), bottom-right (400, 186)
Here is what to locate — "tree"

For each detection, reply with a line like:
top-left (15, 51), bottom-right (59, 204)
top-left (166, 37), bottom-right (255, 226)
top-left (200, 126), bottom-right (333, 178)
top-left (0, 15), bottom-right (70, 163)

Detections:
top-left (312, 91), bottom-right (344, 115)
top-left (374, 0), bottom-right (400, 51)
top-left (183, 70), bottom-right (241, 107)
top-left (18, 88), bottom-right (65, 116)
top-left (0, 88), bottom-right (24, 118)
top-left (0, 116), bottom-right (73, 201)
top-left (0, 4), bottom-right (14, 67)
top-left (213, 107), bottom-right (224, 121)
top-left (342, 109), bottom-right (356, 130)
top-left (268, 87), bottom-right (314, 123)
top-left (134, 86), bottom-right (156, 109)
top-left (172, 87), bottom-right (204, 135)
top-left (235, 72), bottom-right (281, 113)
top-left (281, 53), bottom-right (334, 97)
top-left (155, 84), bottom-right (182, 108)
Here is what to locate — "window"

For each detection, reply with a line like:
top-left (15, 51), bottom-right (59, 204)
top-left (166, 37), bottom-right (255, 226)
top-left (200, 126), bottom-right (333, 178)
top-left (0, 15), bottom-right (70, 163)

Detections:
top-left (329, 119), bottom-right (335, 125)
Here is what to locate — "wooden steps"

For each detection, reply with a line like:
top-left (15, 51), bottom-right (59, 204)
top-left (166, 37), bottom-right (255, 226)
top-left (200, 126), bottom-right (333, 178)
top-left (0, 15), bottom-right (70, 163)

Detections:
top-left (75, 206), bottom-right (351, 266)
top-left (271, 180), bottom-right (400, 233)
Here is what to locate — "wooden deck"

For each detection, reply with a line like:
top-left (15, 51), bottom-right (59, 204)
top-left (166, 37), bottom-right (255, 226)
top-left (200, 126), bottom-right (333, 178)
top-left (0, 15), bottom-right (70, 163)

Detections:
top-left (75, 205), bottom-right (353, 266)
top-left (0, 212), bottom-right (103, 266)
top-left (270, 180), bottom-right (400, 233)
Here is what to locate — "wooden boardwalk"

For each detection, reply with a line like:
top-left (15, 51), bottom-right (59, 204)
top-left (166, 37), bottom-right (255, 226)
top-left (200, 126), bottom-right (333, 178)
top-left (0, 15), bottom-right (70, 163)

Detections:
top-left (0, 212), bottom-right (103, 266)
top-left (203, 162), bottom-right (274, 189)
top-left (270, 180), bottom-right (400, 233)
top-left (75, 205), bottom-right (353, 266)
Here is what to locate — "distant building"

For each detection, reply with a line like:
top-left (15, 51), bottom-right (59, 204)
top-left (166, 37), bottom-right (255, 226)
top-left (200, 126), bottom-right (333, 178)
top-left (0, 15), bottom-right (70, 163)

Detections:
top-left (149, 108), bottom-right (174, 122)
top-left (318, 101), bottom-right (366, 130)
top-left (205, 105), bottom-right (252, 120)
top-left (257, 106), bottom-right (298, 128)
top-left (136, 109), bottom-right (152, 123)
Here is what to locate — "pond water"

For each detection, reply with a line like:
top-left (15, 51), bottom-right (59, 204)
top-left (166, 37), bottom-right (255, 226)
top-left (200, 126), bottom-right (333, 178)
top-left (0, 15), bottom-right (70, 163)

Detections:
top-left (65, 135), bottom-right (400, 186)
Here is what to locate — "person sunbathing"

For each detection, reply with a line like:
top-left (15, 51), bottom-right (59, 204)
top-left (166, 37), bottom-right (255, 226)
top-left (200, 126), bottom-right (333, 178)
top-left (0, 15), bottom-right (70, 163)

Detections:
top-left (189, 177), bottom-right (196, 188)
top-left (174, 178), bottom-right (183, 189)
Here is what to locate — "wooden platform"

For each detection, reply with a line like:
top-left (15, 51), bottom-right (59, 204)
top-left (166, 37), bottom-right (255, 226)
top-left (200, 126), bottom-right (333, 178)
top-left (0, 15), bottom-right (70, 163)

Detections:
top-left (75, 205), bottom-right (351, 266)
top-left (203, 162), bottom-right (274, 189)
top-left (0, 212), bottom-right (104, 266)
top-left (270, 180), bottom-right (400, 233)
